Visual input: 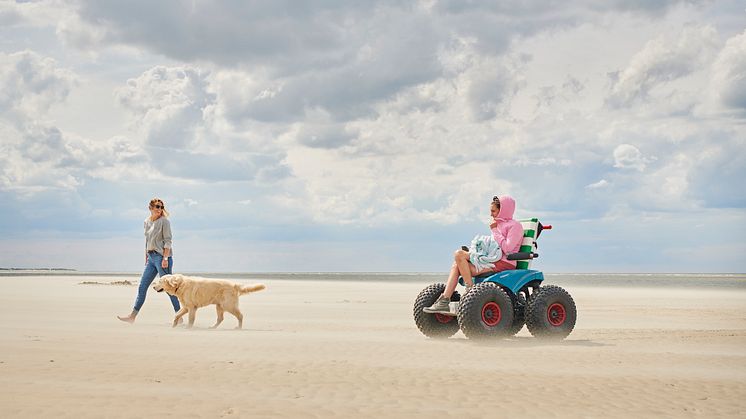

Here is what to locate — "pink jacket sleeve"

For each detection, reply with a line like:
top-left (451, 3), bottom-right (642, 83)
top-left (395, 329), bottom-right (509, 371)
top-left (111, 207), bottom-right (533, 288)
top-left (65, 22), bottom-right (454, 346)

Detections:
top-left (491, 221), bottom-right (524, 255)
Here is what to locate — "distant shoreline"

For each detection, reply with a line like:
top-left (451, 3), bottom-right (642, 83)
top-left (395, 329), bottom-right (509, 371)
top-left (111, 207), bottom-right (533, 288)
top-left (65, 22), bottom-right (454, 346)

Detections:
top-left (1, 269), bottom-right (743, 276)
top-left (1, 271), bottom-right (743, 288)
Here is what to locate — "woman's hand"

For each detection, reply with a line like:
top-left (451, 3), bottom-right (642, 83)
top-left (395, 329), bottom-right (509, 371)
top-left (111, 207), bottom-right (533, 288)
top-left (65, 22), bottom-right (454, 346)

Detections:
top-left (161, 258), bottom-right (169, 269)
top-left (489, 220), bottom-right (498, 229)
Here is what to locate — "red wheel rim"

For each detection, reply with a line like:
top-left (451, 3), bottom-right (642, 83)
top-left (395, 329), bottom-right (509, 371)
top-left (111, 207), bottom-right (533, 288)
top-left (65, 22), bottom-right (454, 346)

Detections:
top-left (434, 313), bottom-right (453, 323)
top-left (547, 303), bottom-right (566, 326)
top-left (481, 302), bottom-right (501, 327)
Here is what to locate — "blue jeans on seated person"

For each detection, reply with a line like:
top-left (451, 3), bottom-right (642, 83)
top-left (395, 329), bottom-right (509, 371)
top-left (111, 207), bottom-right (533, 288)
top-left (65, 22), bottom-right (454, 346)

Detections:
top-left (133, 252), bottom-right (180, 312)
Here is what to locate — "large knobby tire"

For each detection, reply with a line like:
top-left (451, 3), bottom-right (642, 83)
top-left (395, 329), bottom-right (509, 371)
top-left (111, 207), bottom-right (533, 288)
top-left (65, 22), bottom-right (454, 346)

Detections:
top-left (457, 282), bottom-right (514, 340)
top-left (413, 283), bottom-right (461, 338)
top-left (526, 285), bottom-right (577, 340)
top-left (508, 292), bottom-right (526, 336)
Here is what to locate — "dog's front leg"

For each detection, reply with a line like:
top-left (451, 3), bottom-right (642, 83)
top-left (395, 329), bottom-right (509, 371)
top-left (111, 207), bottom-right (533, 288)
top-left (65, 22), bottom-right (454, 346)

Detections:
top-left (173, 307), bottom-right (188, 328)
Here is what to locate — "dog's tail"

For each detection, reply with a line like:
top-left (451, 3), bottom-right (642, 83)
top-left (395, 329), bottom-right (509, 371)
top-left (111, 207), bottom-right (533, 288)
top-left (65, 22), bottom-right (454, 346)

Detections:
top-left (238, 283), bottom-right (266, 295)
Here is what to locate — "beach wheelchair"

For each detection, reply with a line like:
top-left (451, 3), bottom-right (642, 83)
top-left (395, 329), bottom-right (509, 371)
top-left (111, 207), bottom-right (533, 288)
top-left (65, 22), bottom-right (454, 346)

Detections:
top-left (413, 219), bottom-right (577, 340)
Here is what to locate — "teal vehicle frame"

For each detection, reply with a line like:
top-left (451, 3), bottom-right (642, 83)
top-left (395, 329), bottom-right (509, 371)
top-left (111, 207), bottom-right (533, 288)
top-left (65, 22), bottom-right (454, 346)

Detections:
top-left (463, 269), bottom-right (544, 296)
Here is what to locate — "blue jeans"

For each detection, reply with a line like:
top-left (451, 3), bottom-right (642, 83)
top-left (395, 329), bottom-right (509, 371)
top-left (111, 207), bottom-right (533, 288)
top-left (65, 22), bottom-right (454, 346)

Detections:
top-left (133, 252), bottom-right (180, 312)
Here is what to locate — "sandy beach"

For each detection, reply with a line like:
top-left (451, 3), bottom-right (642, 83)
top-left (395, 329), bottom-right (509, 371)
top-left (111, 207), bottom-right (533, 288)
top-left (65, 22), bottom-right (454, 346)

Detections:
top-left (0, 274), bottom-right (744, 418)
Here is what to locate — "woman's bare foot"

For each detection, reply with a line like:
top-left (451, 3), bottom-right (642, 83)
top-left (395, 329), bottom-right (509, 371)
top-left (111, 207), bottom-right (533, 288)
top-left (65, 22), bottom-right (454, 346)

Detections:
top-left (117, 310), bottom-right (138, 324)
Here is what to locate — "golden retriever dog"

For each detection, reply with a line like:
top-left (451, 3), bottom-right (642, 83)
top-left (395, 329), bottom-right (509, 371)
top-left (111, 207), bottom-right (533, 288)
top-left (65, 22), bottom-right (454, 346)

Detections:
top-left (153, 274), bottom-right (265, 329)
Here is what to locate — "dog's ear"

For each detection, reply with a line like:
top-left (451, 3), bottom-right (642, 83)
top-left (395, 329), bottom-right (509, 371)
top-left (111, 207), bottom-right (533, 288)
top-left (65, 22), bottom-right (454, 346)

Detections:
top-left (169, 274), bottom-right (182, 287)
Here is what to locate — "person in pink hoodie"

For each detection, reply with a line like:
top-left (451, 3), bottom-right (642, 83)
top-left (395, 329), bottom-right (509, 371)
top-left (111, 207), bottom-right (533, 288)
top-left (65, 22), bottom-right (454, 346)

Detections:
top-left (424, 195), bottom-right (524, 314)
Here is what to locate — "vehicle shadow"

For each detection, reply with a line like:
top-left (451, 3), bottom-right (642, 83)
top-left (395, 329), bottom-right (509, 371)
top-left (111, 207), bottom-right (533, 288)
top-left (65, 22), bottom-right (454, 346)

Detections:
top-left (451, 335), bottom-right (610, 347)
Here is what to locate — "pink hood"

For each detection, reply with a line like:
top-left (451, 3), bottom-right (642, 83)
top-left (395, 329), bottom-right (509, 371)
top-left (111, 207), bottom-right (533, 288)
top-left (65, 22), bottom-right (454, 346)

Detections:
top-left (495, 195), bottom-right (516, 221)
top-left (490, 194), bottom-right (523, 266)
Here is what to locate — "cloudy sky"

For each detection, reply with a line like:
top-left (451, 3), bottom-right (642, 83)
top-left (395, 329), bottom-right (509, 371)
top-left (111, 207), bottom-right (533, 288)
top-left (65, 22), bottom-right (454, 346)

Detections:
top-left (0, 0), bottom-right (744, 273)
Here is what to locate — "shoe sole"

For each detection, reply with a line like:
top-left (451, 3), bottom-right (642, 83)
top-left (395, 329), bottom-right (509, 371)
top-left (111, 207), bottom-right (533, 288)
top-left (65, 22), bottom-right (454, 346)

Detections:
top-left (422, 307), bottom-right (457, 316)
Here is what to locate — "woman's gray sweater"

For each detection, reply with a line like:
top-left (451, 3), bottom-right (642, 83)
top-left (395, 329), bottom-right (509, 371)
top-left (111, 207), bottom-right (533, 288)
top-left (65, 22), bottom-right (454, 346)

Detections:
top-left (144, 217), bottom-right (173, 256)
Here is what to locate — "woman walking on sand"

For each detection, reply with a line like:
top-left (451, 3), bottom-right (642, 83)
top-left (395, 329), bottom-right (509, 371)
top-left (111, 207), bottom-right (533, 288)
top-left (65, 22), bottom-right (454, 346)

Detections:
top-left (118, 198), bottom-right (181, 323)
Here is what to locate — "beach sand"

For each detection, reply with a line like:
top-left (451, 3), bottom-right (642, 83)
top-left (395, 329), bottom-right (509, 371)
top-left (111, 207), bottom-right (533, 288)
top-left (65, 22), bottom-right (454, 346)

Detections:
top-left (0, 275), bottom-right (744, 418)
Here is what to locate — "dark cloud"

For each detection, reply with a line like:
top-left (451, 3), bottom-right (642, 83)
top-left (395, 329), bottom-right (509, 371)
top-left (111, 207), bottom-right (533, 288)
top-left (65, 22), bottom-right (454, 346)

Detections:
top-left (586, 0), bottom-right (699, 15)
top-left (466, 63), bottom-right (523, 121)
top-left (214, 12), bottom-right (444, 123)
top-left (68, 0), bottom-right (698, 125)
top-left (151, 149), bottom-right (289, 182)
top-left (0, 7), bottom-right (22, 26)
top-left (296, 123), bottom-right (358, 149)
top-left (72, 0), bottom-right (380, 68)
top-left (65, 0), bottom-right (707, 71)
top-left (435, 0), bottom-right (692, 15)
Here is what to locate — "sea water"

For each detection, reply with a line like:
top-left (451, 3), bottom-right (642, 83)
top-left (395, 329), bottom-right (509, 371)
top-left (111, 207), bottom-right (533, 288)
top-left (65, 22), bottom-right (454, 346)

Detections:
top-left (2, 270), bottom-right (744, 288)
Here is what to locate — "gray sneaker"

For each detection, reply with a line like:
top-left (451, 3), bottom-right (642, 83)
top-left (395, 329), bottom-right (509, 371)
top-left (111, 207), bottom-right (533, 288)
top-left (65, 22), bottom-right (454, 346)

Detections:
top-left (423, 295), bottom-right (451, 314)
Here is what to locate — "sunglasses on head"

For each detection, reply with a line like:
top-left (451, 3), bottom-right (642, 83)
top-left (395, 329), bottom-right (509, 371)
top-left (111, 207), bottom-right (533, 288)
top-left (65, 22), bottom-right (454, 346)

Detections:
top-left (492, 196), bottom-right (500, 207)
top-left (151, 205), bottom-right (163, 209)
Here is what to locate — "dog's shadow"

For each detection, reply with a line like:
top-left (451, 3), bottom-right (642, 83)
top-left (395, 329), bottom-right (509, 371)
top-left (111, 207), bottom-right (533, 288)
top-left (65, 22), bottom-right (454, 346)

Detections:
top-left (171, 325), bottom-right (279, 332)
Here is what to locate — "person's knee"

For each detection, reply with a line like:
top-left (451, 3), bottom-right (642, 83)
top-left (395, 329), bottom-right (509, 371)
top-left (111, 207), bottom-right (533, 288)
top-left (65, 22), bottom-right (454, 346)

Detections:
top-left (454, 249), bottom-right (468, 261)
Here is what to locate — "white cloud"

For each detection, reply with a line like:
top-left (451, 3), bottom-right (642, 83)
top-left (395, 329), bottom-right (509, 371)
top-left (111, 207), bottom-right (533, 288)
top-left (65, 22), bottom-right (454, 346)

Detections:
top-left (0, 50), bottom-right (164, 196)
top-left (613, 144), bottom-right (654, 171)
top-left (686, 133), bottom-right (746, 208)
top-left (115, 65), bottom-right (213, 149)
top-left (0, 0), bottom-right (68, 28)
top-left (633, 153), bottom-right (692, 210)
top-left (711, 29), bottom-right (746, 112)
top-left (585, 179), bottom-right (610, 189)
top-left (607, 24), bottom-right (719, 107)
top-left (0, 122), bottom-right (151, 193)
top-left (0, 50), bottom-right (75, 117)
top-left (114, 65), bottom-right (290, 182)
